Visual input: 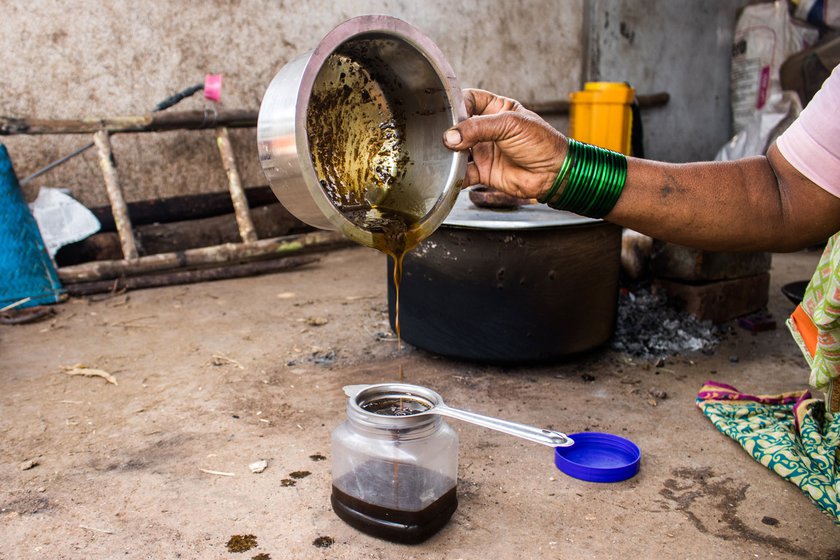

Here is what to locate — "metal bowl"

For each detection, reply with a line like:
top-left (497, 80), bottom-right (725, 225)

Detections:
top-left (257, 15), bottom-right (467, 249)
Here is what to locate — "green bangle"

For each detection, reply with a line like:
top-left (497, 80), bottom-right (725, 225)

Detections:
top-left (547, 139), bottom-right (628, 218)
top-left (582, 146), bottom-right (610, 216)
top-left (558, 141), bottom-right (583, 208)
top-left (564, 142), bottom-right (595, 211)
top-left (538, 144), bottom-right (575, 204)
top-left (594, 151), bottom-right (626, 216)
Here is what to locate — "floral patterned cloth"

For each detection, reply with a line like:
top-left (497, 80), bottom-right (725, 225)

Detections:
top-left (696, 381), bottom-right (839, 524)
top-left (695, 231), bottom-right (840, 523)
top-left (787, 232), bottom-right (840, 412)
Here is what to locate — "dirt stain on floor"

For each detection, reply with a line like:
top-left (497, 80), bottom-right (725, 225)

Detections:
top-left (659, 467), bottom-right (809, 557)
top-left (289, 470), bottom-right (310, 479)
top-left (0, 493), bottom-right (51, 515)
top-left (312, 535), bottom-right (334, 548)
top-left (94, 433), bottom-right (194, 473)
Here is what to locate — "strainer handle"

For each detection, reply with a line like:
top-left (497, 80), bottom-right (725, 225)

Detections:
top-left (434, 404), bottom-right (574, 448)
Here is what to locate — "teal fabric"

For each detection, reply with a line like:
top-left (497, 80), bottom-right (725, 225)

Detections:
top-left (0, 144), bottom-right (63, 309)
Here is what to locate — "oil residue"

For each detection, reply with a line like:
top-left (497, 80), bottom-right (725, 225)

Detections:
top-left (289, 470), bottom-right (311, 479)
top-left (312, 536), bottom-right (335, 548)
top-left (226, 534), bottom-right (258, 553)
top-left (306, 52), bottom-right (411, 220)
top-left (361, 397), bottom-right (430, 416)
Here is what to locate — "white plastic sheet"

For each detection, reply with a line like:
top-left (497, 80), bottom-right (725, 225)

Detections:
top-left (29, 187), bottom-right (100, 257)
top-left (715, 91), bottom-right (802, 161)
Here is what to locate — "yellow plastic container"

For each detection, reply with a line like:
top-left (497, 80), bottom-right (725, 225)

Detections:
top-left (569, 82), bottom-right (635, 155)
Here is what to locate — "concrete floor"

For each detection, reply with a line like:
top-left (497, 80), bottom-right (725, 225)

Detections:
top-left (1, 247), bottom-right (838, 559)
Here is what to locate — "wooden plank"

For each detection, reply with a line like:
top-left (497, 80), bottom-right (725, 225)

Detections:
top-left (65, 255), bottom-right (320, 296)
top-left (57, 230), bottom-right (350, 283)
top-left (0, 94), bottom-right (669, 135)
top-left (56, 204), bottom-right (307, 266)
top-left (215, 126), bottom-right (257, 243)
top-left (0, 110), bottom-right (258, 135)
top-left (93, 130), bottom-right (138, 260)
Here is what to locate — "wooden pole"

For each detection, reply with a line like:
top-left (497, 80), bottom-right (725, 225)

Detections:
top-left (93, 130), bottom-right (138, 260)
top-left (65, 255), bottom-right (320, 297)
top-left (59, 204), bottom-right (305, 265)
top-left (0, 110), bottom-right (258, 136)
top-left (215, 127), bottom-right (257, 243)
top-left (57, 230), bottom-right (350, 283)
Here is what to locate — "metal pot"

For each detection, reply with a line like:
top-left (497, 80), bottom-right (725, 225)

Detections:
top-left (387, 191), bottom-right (622, 363)
top-left (257, 15), bottom-right (467, 249)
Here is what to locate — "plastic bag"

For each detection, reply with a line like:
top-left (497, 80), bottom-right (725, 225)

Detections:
top-left (715, 91), bottom-right (802, 161)
top-left (28, 187), bottom-right (100, 257)
top-left (731, 1), bottom-right (818, 134)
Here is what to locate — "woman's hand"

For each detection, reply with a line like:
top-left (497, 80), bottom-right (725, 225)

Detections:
top-left (443, 88), bottom-right (566, 200)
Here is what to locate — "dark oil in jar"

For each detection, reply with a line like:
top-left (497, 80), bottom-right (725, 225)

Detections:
top-left (331, 462), bottom-right (457, 544)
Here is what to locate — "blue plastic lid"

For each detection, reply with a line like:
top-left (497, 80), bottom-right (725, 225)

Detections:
top-left (554, 432), bottom-right (641, 483)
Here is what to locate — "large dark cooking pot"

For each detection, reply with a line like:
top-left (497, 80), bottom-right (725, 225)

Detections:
top-left (387, 190), bottom-right (622, 363)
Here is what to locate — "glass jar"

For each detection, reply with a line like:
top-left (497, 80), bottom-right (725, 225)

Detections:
top-left (331, 383), bottom-right (459, 544)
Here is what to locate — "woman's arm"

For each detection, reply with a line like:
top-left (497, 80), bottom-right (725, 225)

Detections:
top-left (444, 89), bottom-right (840, 253)
top-left (610, 145), bottom-right (840, 252)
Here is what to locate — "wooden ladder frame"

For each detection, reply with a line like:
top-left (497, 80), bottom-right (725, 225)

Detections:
top-left (1, 110), bottom-right (347, 294)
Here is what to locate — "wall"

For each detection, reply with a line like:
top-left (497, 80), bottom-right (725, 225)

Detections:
top-left (3, 1), bottom-right (750, 207)
top-left (586, 0), bottom-right (748, 162)
top-left (1, 0), bottom-right (584, 207)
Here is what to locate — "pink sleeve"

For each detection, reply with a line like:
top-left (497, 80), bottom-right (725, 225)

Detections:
top-left (776, 64), bottom-right (840, 198)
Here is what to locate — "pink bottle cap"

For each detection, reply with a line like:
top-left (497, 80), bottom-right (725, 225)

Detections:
top-left (204, 74), bottom-right (222, 102)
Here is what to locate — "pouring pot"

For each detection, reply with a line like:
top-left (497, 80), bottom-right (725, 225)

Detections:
top-left (257, 15), bottom-right (468, 249)
top-left (388, 191), bottom-right (622, 363)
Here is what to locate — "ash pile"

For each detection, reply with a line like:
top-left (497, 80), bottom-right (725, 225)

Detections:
top-left (611, 290), bottom-right (720, 360)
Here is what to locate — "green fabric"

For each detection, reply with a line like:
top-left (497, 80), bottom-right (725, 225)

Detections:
top-left (788, 232), bottom-right (840, 408)
top-left (697, 390), bottom-right (840, 524)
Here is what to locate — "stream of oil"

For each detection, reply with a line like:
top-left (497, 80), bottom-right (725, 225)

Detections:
top-left (342, 207), bottom-right (426, 512)
top-left (340, 206), bottom-right (423, 379)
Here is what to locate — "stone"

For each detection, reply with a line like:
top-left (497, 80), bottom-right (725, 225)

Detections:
top-left (652, 242), bottom-right (772, 282)
top-left (249, 459), bottom-right (268, 474)
top-left (653, 273), bottom-right (770, 324)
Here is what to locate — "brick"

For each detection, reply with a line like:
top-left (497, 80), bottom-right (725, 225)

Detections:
top-left (652, 273), bottom-right (770, 324)
top-left (651, 242), bottom-right (772, 282)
